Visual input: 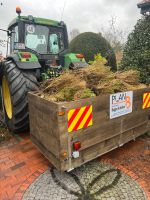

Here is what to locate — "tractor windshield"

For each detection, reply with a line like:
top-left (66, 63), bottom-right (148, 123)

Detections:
top-left (25, 24), bottom-right (64, 54)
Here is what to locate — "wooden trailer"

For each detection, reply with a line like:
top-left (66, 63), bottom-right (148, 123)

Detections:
top-left (28, 88), bottom-right (150, 172)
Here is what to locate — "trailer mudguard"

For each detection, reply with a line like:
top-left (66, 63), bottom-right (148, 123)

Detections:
top-left (7, 52), bottom-right (41, 69)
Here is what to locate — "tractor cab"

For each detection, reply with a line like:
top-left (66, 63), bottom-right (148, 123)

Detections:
top-left (9, 20), bottom-right (67, 55)
top-left (7, 7), bottom-right (69, 73)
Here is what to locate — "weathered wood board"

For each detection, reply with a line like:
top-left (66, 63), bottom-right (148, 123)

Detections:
top-left (28, 88), bottom-right (150, 171)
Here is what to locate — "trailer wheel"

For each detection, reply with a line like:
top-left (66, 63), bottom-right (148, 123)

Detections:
top-left (1, 60), bottom-right (39, 133)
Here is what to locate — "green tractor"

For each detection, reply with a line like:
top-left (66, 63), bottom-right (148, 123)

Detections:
top-left (0, 7), bottom-right (87, 133)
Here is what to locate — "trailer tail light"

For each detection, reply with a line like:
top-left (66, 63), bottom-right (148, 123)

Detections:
top-left (21, 52), bottom-right (31, 59)
top-left (73, 141), bottom-right (81, 151)
top-left (76, 54), bottom-right (84, 59)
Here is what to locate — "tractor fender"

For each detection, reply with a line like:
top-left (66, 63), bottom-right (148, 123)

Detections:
top-left (7, 54), bottom-right (41, 70)
top-left (64, 53), bottom-right (88, 69)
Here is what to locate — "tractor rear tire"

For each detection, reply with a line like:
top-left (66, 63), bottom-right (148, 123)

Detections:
top-left (2, 60), bottom-right (39, 133)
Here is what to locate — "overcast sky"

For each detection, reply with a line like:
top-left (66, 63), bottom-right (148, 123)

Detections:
top-left (0, 0), bottom-right (141, 55)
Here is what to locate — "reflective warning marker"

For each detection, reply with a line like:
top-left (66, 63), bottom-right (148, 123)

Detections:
top-left (143, 93), bottom-right (150, 109)
top-left (68, 105), bottom-right (93, 132)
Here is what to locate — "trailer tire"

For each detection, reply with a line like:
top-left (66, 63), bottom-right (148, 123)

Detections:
top-left (1, 60), bottom-right (39, 133)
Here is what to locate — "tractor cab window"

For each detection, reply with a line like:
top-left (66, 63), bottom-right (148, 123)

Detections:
top-left (25, 24), bottom-right (64, 54)
top-left (49, 32), bottom-right (64, 54)
top-left (49, 34), bottom-right (59, 54)
top-left (25, 24), bottom-right (48, 54)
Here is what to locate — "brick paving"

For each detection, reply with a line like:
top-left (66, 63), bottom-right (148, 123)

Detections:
top-left (0, 133), bottom-right (149, 200)
top-left (0, 133), bottom-right (49, 200)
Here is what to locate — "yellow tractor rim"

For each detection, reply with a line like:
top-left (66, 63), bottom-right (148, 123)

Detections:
top-left (2, 76), bottom-right (12, 119)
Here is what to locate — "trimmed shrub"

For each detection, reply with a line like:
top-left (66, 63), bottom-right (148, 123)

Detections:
top-left (69, 32), bottom-right (117, 71)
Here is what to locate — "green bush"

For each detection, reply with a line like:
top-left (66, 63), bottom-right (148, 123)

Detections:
top-left (121, 15), bottom-right (150, 84)
top-left (69, 32), bottom-right (117, 71)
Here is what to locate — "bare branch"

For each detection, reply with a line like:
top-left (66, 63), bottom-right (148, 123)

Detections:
top-left (70, 28), bottom-right (80, 41)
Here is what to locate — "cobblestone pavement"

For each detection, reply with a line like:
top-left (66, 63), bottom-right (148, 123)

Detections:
top-left (23, 161), bottom-right (147, 200)
top-left (100, 134), bottom-right (150, 198)
top-left (0, 133), bottom-right (149, 200)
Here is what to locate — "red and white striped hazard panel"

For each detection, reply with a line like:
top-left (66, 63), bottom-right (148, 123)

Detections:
top-left (68, 105), bottom-right (93, 133)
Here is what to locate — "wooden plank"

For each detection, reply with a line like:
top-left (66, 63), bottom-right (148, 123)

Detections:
top-left (133, 121), bottom-right (149, 137)
top-left (28, 93), bottom-right (59, 129)
top-left (58, 105), bottom-right (149, 154)
top-left (58, 109), bottom-right (115, 137)
top-left (69, 135), bottom-right (120, 171)
top-left (67, 123), bottom-right (148, 171)
top-left (120, 130), bottom-right (134, 145)
top-left (70, 120), bottom-right (121, 150)
top-left (31, 135), bottom-right (61, 171)
top-left (28, 93), bottom-right (61, 158)
top-left (147, 116), bottom-right (150, 132)
top-left (122, 111), bottom-right (148, 132)
top-left (58, 95), bottom-right (109, 111)
top-left (28, 94), bottom-right (58, 121)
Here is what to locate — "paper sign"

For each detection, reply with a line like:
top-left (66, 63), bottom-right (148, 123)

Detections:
top-left (110, 91), bottom-right (133, 119)
top-left (26, 25), bottom-right (35, 34)
top-left (14, 42), bottom-right (25, 50)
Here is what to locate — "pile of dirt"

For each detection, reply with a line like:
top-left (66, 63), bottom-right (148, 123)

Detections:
top-left (39, 60), bottom-right (147, 102)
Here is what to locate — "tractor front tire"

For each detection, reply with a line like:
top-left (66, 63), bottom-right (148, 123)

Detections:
top-left (2, 60), bottom-right (39, 133)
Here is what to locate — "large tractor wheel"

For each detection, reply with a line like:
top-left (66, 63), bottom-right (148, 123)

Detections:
top-left (1, 60), bottom-right (39, 133)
